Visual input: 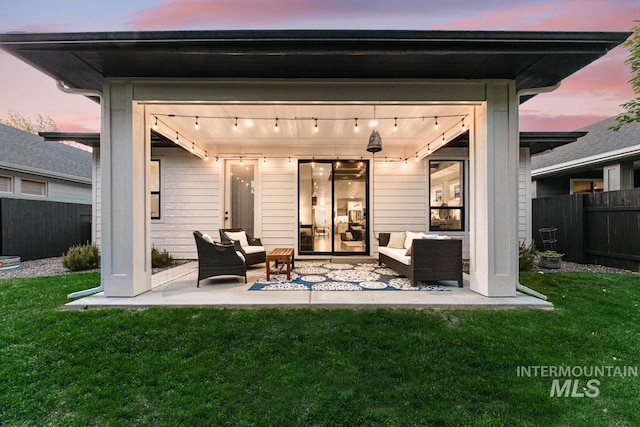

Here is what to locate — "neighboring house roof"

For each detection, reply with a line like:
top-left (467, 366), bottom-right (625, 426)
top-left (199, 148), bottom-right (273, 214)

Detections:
top-left (0, 30), bottom-right (629, 99)
top-left (531, 117), bottom-right (640, 178)
top-left (0, 123), bottom-right (91, 183)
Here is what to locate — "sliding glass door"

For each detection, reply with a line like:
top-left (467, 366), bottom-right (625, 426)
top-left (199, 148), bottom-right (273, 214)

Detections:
top-left (298, 160), bottom-right (368, 255)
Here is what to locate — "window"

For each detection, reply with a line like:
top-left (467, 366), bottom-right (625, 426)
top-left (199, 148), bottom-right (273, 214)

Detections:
top-left (429, 160), bottom-right (464, 231)
top-left (571, 179), bottom-right (603, 194)
top-left (21, 179), bottom-right (47, 197)
top-left (0, 175), bottom-right (12, 193)
top-left (151, 159), bottom-right (161, 219)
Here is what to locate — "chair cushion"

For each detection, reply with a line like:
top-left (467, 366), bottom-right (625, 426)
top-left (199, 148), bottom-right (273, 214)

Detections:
top-left (225, 231), bottom-right (249, 248)
top-left (386, 232), bottom-right (406, 248)
top-left (236, 251), bottom-right (246, 262)
top-left (243, 245), bottom-right (265, 254)
top-left (201, 233), bottom-right (214, 243)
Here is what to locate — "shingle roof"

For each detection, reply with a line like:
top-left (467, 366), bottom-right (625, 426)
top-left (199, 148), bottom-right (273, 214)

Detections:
top-left (531, 116), bottom-right (640, 174)
top-left (0, 123), bottom-right (91, 182)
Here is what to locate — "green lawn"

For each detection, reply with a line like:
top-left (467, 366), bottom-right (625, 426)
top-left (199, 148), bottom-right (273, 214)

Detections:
top-left (1, 272), bottom-right (638, 426)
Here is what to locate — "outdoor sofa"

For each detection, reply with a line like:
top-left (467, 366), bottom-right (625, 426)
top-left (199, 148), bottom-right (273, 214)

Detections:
top-left (219, 228), bottom-right (267, 266)
top-left (378, 232), bottom-right (463, 287)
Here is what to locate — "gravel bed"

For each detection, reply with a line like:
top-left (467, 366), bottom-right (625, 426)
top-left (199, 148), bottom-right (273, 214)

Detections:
top-left (1, 256), bottom-right (636, 280)
top-left (0, 257), bottom-right (190, 280)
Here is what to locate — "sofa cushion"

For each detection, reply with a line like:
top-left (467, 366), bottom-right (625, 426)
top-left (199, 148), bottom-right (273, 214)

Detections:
top-left (225, 231), bottom-right (249, 248)
top-left (404, 231), bottom-right (424, 249)
top-left (387, 232), bottom-right (406, 249)
top-left (201, 233), bottom-right (214, 243)
top-left (379, 246), bottom-right (411, 266)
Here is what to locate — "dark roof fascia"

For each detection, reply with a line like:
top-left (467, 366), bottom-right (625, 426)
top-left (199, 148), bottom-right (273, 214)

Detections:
top-left (448, 131), bottom-right (586, 154)
top-left (0, 30), bottom-right (629, 98)
top-left (40, 130), bottom-right (174, 147)
top-left (521, 131), bottom-right (588, 155)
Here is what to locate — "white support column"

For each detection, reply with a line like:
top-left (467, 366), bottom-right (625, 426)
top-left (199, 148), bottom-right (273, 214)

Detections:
top-left (100, 81), bottom-right (151, 297)
top-left (469, 82), bottom-right (519, 297)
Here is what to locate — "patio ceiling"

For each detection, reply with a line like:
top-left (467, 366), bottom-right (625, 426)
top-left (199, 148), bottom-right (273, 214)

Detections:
top-left (145, 103), bottom-right (474, 159)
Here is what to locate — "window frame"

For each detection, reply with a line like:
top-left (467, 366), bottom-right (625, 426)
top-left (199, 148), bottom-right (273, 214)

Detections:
top-left (428, 159), bottom-right (465, 232)
top-left (0, 175), bottom-right (13, 194)
top-left (20, 178), bottom-right (47, 197)
top-left (150, 159), bottom-right (161, 220)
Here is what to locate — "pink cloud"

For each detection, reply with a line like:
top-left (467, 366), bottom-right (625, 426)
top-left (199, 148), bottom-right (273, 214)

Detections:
top-left (56, 117), bottom-right (101, 133)
top-left (445, 0), bottom-right (638, 31)
top-left (128, 0), bottom-right (354, 29)
top-left (519, 113), bottom-right (612, 131)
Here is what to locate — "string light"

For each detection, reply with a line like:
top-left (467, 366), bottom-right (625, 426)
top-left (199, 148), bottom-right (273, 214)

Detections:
top-left (263, 156), bottom-right (267, 164)
top-left (288, 156), bottom-right (292, 165)
top-left (442, 133), bottom-right (445, 142)
top-left (153, 116), bottom-right (158, 130)
top-left (434, 116), bottom-right (439, 130)
top-left (175, 132), bottom-right (179, 143)
top-left (314, 118), bottom-right (319, 133)
top-left (274, 118), bottom-right (279, 132)
top-left (394, 117), bottom-right (398, 132)
top-left (204, 151), bottom-right (209, 161)
top-left (194, 116), bottom-right (199, 130)
top-left (215, 156), bottom-right (219, 163)
top-left (191, 142), bottom-right (195, 153)
top-left (415, 152), bottom-right (419, 161)
top-left (461, 118), bottom-right (466, 131)
top-left (233, 117), bottom-right (239, 131)
top-left (240, 157), bottom-right (243, 165)
top-left (354, 118), bottom-right (359, 132)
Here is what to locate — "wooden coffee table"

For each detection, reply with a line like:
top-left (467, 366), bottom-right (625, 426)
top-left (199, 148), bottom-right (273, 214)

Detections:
top-left (266, 248), bottom-right (295, 280)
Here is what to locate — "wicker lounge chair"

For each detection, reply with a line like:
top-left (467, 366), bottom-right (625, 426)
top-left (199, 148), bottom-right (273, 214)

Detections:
top-left (378, 232), bottom-right (463, 287)
top-left (219, 228), bottom-right (266, 266)
top-left (193, 231), bottom-right (247, 287)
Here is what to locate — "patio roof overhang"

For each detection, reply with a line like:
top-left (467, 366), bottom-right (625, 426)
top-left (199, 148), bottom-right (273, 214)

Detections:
top-left (41, 130), bottom-right (588, 155)
top-left (0, 30), bottom-right (630, 103)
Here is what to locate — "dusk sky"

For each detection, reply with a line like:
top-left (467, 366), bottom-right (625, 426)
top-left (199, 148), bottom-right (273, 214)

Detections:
top-left (0, 0), bottom-right (638, 133)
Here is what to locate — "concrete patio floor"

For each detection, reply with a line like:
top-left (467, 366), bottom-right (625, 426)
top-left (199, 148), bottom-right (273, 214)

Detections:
top-left (65, 259), bottom-right (553, 310)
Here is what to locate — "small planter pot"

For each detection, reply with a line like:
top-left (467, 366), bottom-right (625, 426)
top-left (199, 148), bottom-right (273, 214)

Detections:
top-left (0, 256), bottom-right (21, 271)
top-left (539, 254), bottom-right (562, 269)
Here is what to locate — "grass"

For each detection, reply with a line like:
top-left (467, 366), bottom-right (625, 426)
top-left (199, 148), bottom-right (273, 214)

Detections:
top-left (1, 272), bottom-right (639, 426)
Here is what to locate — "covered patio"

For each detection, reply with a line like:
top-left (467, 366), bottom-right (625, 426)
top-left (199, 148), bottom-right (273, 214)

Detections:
top-left (64, 260), bottom-right (553, 309)
top-left (0, 29), bottom-right (629, 303)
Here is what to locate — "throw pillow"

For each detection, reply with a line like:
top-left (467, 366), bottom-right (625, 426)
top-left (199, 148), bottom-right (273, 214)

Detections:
top-left (386, 232), bottom-right (406, 248)
top-left (345, 231), bottom-right (354, 241)
top-left (406, 245), bottom-right (412, 256)
top-left (201, 233), bottom-right (214, 243)
top-left (225, 231), bottom-right (249, 248)
top-left (404, 231), bottom-right (423, 249)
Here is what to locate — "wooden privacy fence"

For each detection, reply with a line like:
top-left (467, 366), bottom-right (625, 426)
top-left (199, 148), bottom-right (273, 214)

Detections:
top-left (0, 198), bottom-right (91, 261)
top-left (532, 188), bottom-right (640, 272)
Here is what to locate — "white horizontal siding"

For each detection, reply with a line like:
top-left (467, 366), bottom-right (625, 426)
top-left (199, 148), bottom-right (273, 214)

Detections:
top-left (372, 160), bottom-right (427, 254)
top-left (47, 181), bottom-right (92, 204)
top-left (151, 149), bottom-right (223, 259)
top-left (259, 159), bottom-right (296, 252)
top-left (519, 148), bottom-right (531, 244)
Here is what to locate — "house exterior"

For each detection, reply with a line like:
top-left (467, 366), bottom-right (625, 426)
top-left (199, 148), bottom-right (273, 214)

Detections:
top-left (532, 116), bottom-right (640, 197)
top-left (0, 123), bottom-right (92, 260)
top-left (0, 30), bottom-right (628, 298)
top-left (0, 123), bottom-right (91, 204)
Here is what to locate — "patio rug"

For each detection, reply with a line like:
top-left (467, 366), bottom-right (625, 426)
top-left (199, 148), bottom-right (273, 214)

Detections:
top-left (249, 261), bottom-right (453, 291)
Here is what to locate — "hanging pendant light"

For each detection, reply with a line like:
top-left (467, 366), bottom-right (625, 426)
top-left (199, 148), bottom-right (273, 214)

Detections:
top-left (366, 106), bottom-right (382, 153)
top-left (366, 130), bottom-right (382, 153)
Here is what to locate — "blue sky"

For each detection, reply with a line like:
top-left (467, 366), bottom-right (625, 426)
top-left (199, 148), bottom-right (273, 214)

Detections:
top-left (0, 0), bottom-right (637, 132)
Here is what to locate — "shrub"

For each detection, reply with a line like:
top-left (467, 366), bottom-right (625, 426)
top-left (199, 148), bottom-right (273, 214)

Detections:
top-left (62, 243), bottom-right (99, 271)
top-left (519, 241), bottom-right (537, 272)
top-left (152, 245), bottom-right (173, 268)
